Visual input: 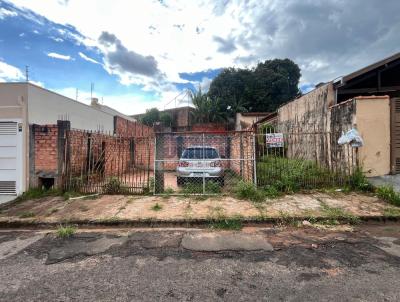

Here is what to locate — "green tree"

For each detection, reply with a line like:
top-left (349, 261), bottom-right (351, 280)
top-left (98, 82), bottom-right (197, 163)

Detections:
top-left (159, 112), bottom-right (172, 126)
top-left (140, 108), bottom-right (160, 126)
top-left (208, 58), bottom-right (301, 115)
top-left (190, 88), bottom-right (226, 123)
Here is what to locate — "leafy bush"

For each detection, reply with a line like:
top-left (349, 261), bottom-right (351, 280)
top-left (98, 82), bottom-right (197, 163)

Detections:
top-left (56, 225), bottom-right (76, 238)
top-left (263, 185), bottom-right (281, 198)
top-left (234, 181), bottom-right (265, 202)
top-left (104, 177), bottom-right (122, 194)
top-left (348, 167), bottom-right (374, 192)
top-left (376, 186), bottom-right (400, 206)
top-left (151, 203), bottom-right (163, 211)
top-left (205, 181), bottom-right (222, 194)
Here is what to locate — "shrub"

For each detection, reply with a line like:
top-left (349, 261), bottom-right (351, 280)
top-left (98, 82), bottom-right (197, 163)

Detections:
top-left (205, 181), bottom-right (222, 194)
top-left (151, 203), bottom-right (163, 211)
top-left (263, 185), bottom-right (281, 199)
top-left (376, 186), bottom-right (400, 206)
top-left (56, 225), bottom-right (76, 238)
top-left (234, 181), bottom-right (265, 202)
top-left (104, 177), bottom-right (122, 194)
top-left (348, 167), bottom-right (374, 192)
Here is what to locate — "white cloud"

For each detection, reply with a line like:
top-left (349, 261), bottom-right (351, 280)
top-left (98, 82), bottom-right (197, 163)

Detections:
top-left (9, 0), bottom-right (400, 94)
top-left (78, 52), bottom-right (100, 64)
top-left (0, 60), bottom-right (24, 82)
top-left (47, 52), bottom-right (72, 60)
top-left (0, 7), bottom-right (18, 19)
top-left (50, 36), bottom-right (64, 42)
top-left (19, 32), bottom-right (25, 37)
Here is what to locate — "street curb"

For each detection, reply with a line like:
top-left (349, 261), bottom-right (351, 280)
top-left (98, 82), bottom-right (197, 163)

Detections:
top-left (0, 215), bottom-right (399, 229)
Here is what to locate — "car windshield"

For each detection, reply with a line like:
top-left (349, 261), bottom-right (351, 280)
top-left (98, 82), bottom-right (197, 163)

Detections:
top-left (181, 148), bottom-right (219, 159)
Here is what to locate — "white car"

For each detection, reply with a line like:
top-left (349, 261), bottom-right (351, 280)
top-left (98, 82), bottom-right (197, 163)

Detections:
top-left (177, 146), bottom-right (224, 186)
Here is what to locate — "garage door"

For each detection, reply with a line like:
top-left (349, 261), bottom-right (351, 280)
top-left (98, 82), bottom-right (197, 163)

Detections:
top-left (0, 121), bottom-right (22, 195)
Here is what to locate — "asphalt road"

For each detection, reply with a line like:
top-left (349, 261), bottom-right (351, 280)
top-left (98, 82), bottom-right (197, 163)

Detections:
top-left (1, 224), bottom-right (400, 301)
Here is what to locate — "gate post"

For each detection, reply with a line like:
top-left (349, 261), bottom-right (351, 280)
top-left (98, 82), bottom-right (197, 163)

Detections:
top-left (57, 120), bottom-right (71, 191)
top-left (155, 133), bottom-right (164, 193)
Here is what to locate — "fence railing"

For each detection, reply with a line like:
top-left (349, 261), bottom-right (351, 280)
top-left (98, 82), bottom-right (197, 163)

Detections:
top-left (255, 128), bottom-right (359, 190)
top-left (62, 129), bottom-right (154, 194)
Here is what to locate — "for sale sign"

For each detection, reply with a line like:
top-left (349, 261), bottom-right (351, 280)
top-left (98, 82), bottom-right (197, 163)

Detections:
top-left (266, 133), bottom-right (284, 148)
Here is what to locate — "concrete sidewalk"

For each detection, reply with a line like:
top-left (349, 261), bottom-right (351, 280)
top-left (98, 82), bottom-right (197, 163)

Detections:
top-left (0, 192), bottom-right (398, 226)
top-left (0, 195), bottom-right (15, 205)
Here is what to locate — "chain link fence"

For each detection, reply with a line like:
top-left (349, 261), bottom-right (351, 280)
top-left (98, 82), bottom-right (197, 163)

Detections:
top-left (154, 131), bottom-right (256, 195)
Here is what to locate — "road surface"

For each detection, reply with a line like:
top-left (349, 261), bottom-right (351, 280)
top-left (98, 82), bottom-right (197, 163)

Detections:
top-left (0, 224), bottom-right (400, 301)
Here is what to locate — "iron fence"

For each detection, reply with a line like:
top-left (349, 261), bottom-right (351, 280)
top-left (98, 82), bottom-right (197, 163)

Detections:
top-left (154, 131), bottom-right (256, 195)
top-left (62, 129), bottom-right (153, 194)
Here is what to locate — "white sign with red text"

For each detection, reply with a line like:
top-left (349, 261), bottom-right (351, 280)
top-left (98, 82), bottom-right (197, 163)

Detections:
top-left (266, 133), bottom-right (284, 148)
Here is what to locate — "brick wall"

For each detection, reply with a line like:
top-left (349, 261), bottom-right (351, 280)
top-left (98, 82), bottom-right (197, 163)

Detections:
top-left (114, 116), bottom-right (154, 137)
top-left (30, 124), bottom-right (59, 187)
top-left (191, 123), bottom-right (226, 132)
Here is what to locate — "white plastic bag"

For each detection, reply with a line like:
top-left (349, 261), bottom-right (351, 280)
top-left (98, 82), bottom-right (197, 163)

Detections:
top-left (338, 128), bottom-right (363, 147)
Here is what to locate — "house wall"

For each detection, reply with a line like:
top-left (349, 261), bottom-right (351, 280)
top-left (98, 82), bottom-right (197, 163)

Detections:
top-left (235, 114), bottom-right (267, 130)
top-left (0, 83), bottom-right (29, 192)
top-left (277, 82), bottom-right (335, 163)
top-left (278, 82), bottom-right (335, 132)
top-left (355, 96), bottom-right (390, 177)
top-left (27, 84), bottom-right (115, 132)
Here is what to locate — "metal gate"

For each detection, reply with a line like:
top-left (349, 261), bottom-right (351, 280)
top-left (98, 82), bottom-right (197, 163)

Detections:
top-left (0, 120), bottom-right (23, 195)
top-left (62, 129), bottom-right (153, 194)
top-left (154, 131), bottom-right (256, 195)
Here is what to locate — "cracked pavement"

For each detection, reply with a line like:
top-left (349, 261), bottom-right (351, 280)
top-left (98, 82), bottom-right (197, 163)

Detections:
top-left (0, 224), bottom-right (400, 301)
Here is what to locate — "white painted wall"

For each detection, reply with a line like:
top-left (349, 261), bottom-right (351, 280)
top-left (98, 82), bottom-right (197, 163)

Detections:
top-left (27, 84), bottom-right (115, 132)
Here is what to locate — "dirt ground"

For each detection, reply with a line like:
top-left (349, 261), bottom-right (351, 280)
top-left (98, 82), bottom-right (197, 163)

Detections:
top-left (0, 191), bottom-right (398, 224)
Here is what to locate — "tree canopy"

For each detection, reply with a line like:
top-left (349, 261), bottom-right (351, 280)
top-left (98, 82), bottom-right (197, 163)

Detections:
top-left (190, 88), bottom-right (226, 124)
top-left (208, 58), bottom-right (301, 115)
top-left (140, 107), bottom-right (173, 127)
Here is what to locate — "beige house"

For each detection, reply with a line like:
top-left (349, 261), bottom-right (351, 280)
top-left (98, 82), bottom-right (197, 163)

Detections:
top-left (269, 52), bottom-right (400, 177)
top-left (0, 82), bottom-right (134, 196)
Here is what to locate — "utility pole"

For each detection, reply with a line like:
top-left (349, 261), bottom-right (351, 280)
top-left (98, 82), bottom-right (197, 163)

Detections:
top-left (90, 83), bottom-right (94, 100)
top-left (25, 66), bottom-right (29, 82)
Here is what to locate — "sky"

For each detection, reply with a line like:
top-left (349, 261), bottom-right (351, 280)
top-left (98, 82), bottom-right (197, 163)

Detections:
top-left (0, 0), bottom-right (399, 115)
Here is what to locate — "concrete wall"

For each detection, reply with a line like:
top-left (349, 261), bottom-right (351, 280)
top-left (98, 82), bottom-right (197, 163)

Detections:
top-left (278, 82), bottom-right (335, 133)
top-left (235, 113), bottom-right (268, 130)
top-left (27, 84), bottom-right (115, 132)
top-left (355, 96), bottom-right (390, 177)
